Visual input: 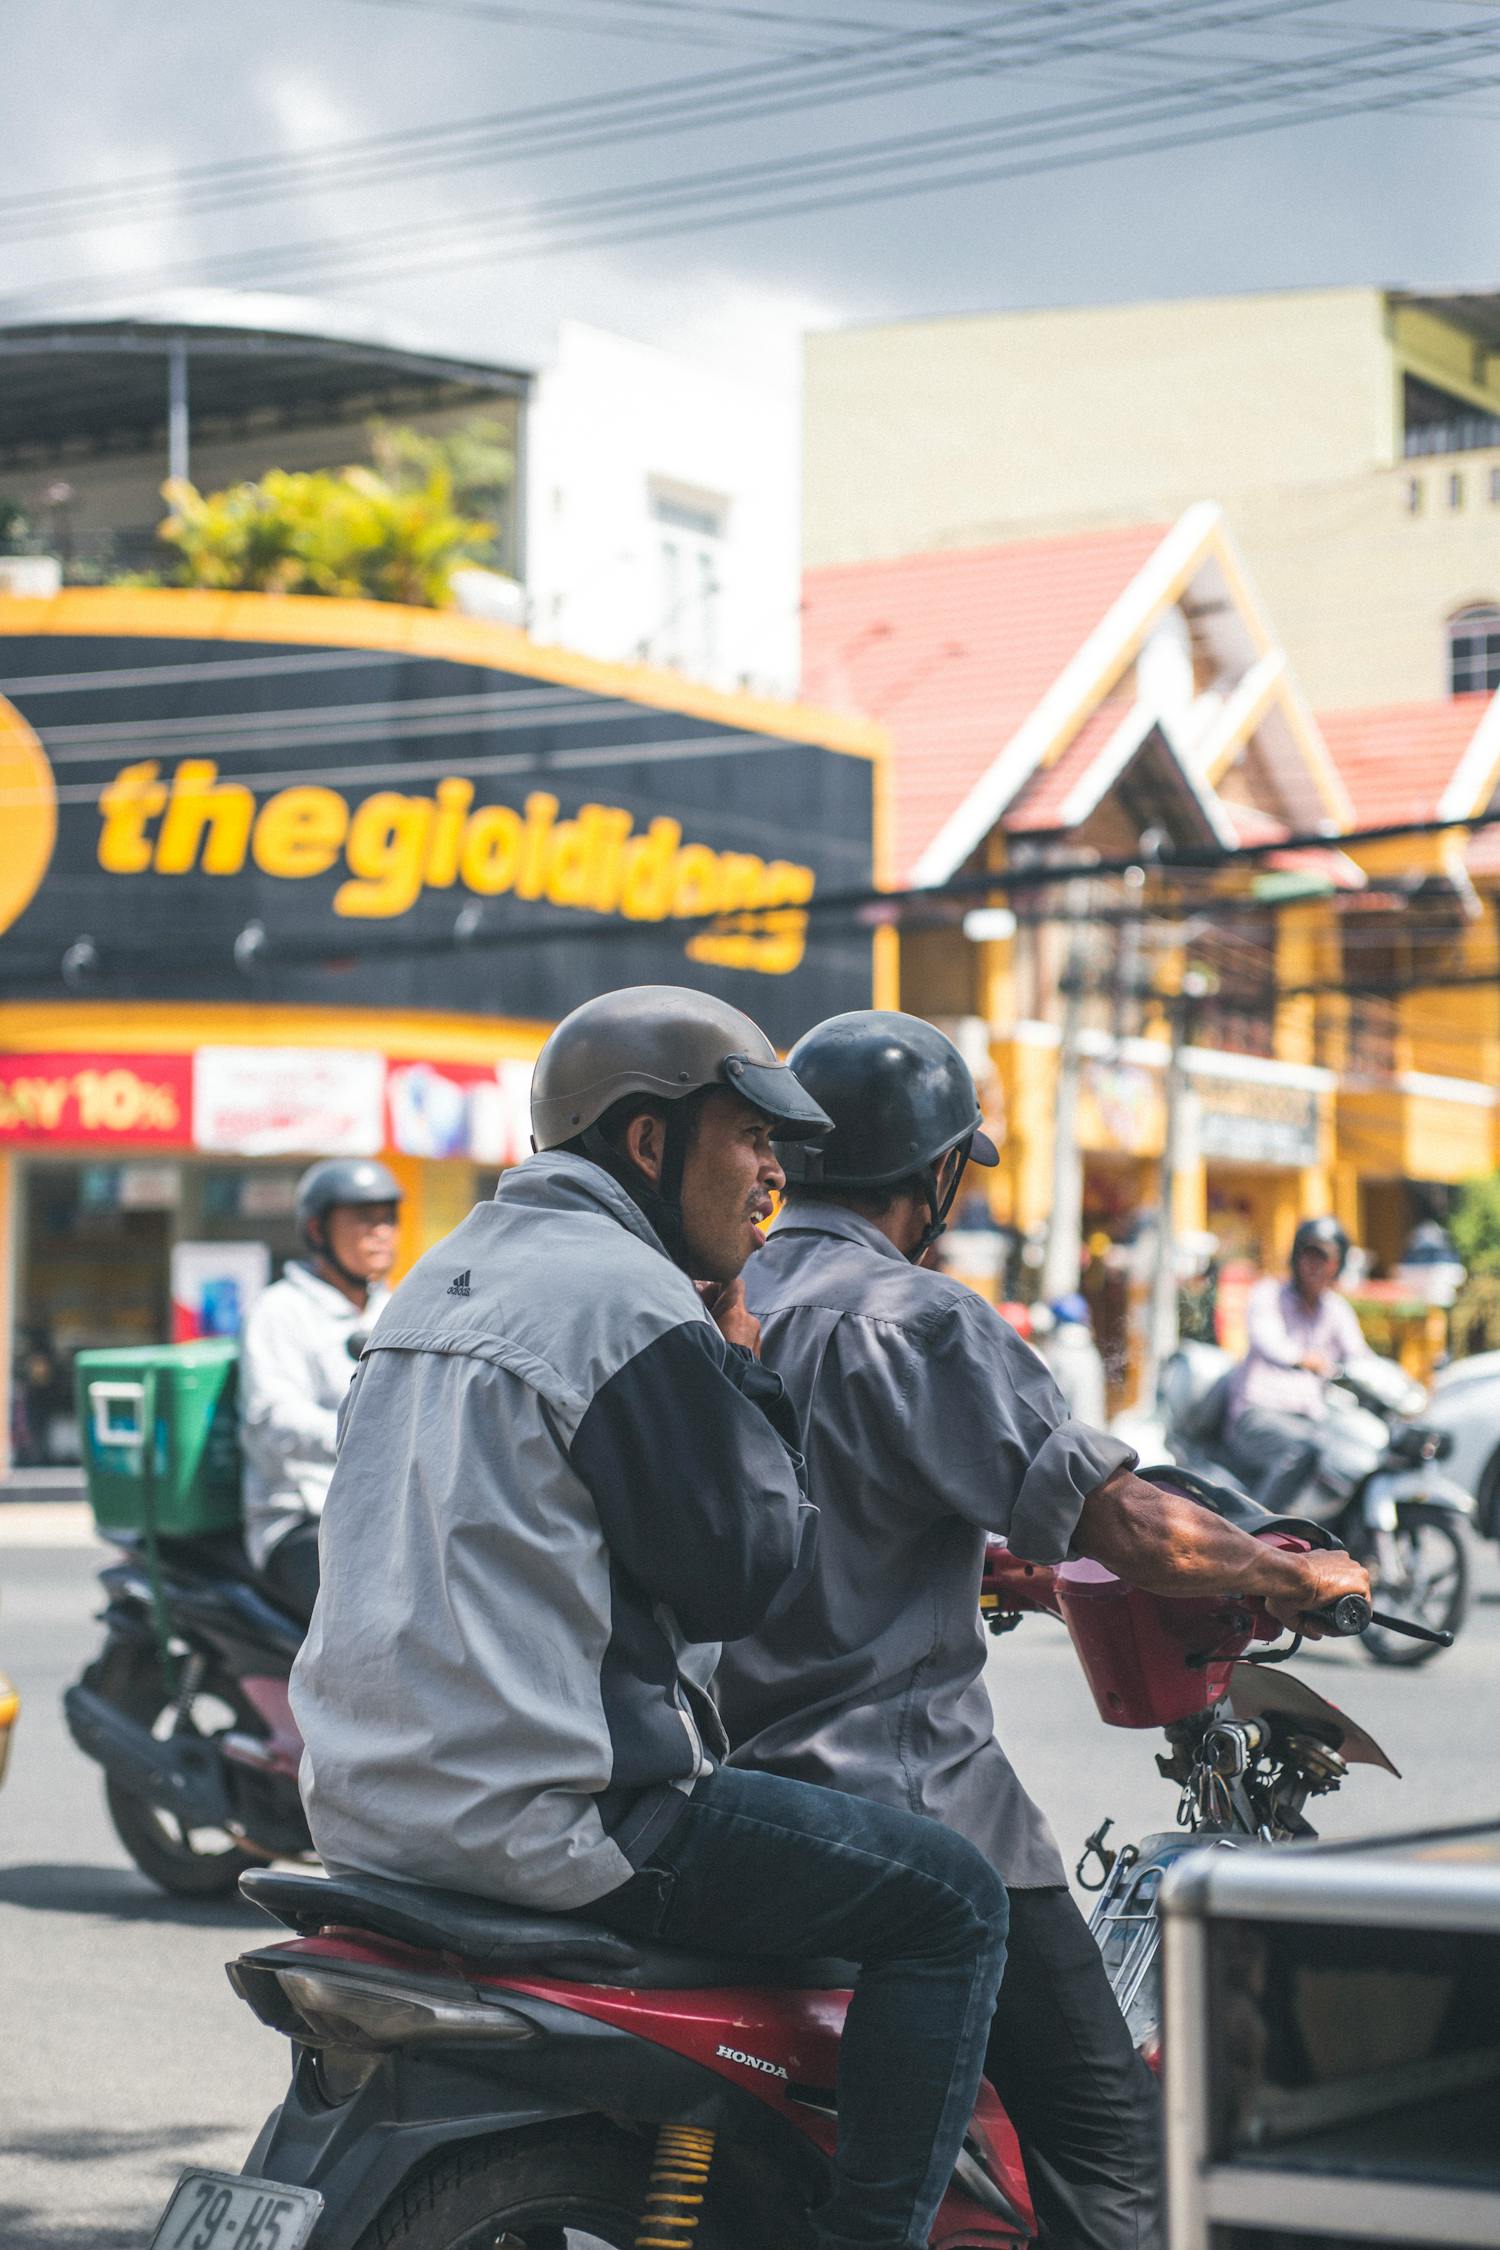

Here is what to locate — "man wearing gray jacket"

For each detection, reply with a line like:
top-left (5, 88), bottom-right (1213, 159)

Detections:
top-left (291, 985), bottom-right (1014, 2250)
top-left (718, 1010), bottom-right (1372, 2250)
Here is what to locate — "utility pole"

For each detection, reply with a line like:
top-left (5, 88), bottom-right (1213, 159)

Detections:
top-left (1040, 879), bottom-right (1092, 1301)
top-left (1143, 970), bottom-right (1205, 1407)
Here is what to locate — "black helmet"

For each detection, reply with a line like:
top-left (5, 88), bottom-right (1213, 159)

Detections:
top-left (530, 984), bottom-right (830, 1271)
top-left (1291, 1216), bottom-right (1349, 1275)
top-left (777, 1010), bottom-right (998, 1259)
top-left (295, 1158), bottom-right (403, 1288)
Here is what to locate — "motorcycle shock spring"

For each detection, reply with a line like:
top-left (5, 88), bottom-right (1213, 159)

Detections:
top-left (171, 1651), bottom-right (207, 1731)
top-left (635, 2123), bottom-right (717, 2250)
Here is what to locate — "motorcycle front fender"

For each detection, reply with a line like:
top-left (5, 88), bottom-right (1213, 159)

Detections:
top-left (1362, 1470), bottom-right (1475, 1527)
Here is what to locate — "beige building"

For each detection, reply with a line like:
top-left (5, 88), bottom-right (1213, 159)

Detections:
top-left (804, 286), bottom-right (1500, 710)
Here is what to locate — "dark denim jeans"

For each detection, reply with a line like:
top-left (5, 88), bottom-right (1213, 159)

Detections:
top-left (986, 1888), bottom-right (1163, 2250)
top-left (583, 1762), bottom-right (1009, 2250)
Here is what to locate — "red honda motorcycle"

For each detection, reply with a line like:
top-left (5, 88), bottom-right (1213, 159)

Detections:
top-left (149, 1504), bottom-right (1437, 2250)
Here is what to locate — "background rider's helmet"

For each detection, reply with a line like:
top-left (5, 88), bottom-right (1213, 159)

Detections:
top-left (1290, 1214), bottom-right (1349, 1276)
top-left (774, 1010), bottom-right (998, 1258)
top-left (295, 1157), bottom-right (404, 1263)
top-left (530, 984), bottom-right (831, 1267)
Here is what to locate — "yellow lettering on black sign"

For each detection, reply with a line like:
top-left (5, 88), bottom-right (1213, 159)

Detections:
top-left (95, 761), bottom-right (816, 973)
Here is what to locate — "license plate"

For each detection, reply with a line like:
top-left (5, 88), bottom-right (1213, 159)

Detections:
top-left (149, 2168), bottom-right (323, 2250)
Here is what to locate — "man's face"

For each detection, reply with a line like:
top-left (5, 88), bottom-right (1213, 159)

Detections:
top-left (678, 1090), bottom-right (786, 1284)
top-left (1294, 1244), bottom-right (1337, 1300)
top-left (323, 1201), bottom-right (400, 1284)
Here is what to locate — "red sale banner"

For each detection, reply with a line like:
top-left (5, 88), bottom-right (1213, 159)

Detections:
top-left (0, 1052), bottom-right (193, 1145)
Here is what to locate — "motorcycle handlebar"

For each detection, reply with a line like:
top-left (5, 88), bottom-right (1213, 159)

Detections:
top-left (1299, 1594), bottom-right (1454, 1647)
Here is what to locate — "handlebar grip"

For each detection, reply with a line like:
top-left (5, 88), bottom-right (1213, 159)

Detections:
top-left (1302, 1593), bottom-right (1372, 1636)
top-left (1300, 1596), bottom-right (1455, 1646)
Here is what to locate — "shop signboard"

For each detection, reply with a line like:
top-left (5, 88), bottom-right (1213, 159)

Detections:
top-left (193, 1047), bottom-right (386, 1157)
top-left (0, 605), bottom-right (878, 1047)
top-left (1194, 1071), bottom-right (1322, 1169)
top-left (0, 1050), bottom-right (193, 1145)
top-left (385, 1057), bottom-right (534, 1166)
top-left (1078, 1057), bottom-right (1165, 1156)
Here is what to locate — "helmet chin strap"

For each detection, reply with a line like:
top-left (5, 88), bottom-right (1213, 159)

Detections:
top-left (307, 1222), bottom-right (370, 1300)
top-left (581, 1103), bottom-right (696, 1273)
top-left (909, 1140), bottom-right (972, 1264)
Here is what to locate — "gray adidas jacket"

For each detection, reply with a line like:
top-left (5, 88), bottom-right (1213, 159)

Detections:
top-left (289, 1153), bottom-right (815, 1911)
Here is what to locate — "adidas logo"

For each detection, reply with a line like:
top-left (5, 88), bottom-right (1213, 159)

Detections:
top-left (446, 1270), bottom-right (472, 1298)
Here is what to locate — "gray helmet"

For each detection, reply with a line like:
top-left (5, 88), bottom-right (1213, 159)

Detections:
top-left (295, 1157), bottom-right (403, 1245)
top-left (1291, 1215), bottom-right (1348, 1275)
top-left (531, 984), bottom-right (831, 1151)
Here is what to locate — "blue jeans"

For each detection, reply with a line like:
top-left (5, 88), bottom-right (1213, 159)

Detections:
top-left (583, 1762), bottom-right (1009, 2250)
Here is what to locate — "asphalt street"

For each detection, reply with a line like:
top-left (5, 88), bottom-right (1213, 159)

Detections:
top-left (2, 1510), bottom-right (1496, 2247)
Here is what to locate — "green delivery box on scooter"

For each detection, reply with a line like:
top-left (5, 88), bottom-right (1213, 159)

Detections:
top-left (75, 1342), bottom-right (243, 1539)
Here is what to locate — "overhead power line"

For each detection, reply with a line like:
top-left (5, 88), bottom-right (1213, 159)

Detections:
top-left (17, 2), bottom-right (1493, 317)
top-left (6, 0), bottom-right (1484, 313)
top-left (0, 0), bottom-right (1236, 243)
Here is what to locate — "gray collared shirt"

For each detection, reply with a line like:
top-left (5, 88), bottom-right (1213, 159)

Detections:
top-left (717, 1200), bottom-right (1135, 1887)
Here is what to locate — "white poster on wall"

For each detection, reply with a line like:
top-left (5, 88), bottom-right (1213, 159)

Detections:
top-left (194, 1048), bottom-right (386, 1157)
top-left (171, 1240), bottom-right (271, 1341)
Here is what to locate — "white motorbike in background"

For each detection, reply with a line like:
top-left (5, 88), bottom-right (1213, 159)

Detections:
top-left (1159, 1343), bottom-right (1475, 1665)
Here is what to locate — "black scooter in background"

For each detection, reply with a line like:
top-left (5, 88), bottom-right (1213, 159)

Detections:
top-left (64, 1528), bottom-right (311, 1896)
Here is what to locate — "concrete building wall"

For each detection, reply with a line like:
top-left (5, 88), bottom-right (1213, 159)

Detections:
top-left (803, 286), bottom-right (1391, 567)
top-left (525, 321), bottom-right (799, 698)
top-left (1218, 449), bottom-right (1500, 707)
top-left (802, 285), bottom-right (1500, 708)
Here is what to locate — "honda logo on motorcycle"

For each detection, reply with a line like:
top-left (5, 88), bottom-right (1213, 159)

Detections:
top-left (715, 2042), bottom-right (788, 2079)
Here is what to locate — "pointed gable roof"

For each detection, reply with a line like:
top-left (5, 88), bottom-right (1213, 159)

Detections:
top-left (804, 507), bottom-right (1350, 885)
top-left (803, 523), bottom-right (1166, 881)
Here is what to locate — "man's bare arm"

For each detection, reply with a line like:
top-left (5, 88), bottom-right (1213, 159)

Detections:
top-left (1073, 1469), bottom-right (1371, 1634)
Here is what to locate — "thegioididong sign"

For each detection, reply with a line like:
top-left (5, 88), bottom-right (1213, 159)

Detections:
top-left (0, 601), bottom-right (879, 1046)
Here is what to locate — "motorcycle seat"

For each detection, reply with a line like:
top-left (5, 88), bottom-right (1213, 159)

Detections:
top-left (240, 1867), bottom-right (856, 1990)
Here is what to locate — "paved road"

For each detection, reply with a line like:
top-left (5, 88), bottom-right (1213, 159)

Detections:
top-left (2, 1514), bottom-right (1496, 2246)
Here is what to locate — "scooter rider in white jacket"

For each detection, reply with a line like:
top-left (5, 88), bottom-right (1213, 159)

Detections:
top-left (239, 1157), bottom-right (402, 1620)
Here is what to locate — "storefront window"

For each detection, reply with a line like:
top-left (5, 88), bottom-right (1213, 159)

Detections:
top-left (10, 1157), bottom-right (307, 1467)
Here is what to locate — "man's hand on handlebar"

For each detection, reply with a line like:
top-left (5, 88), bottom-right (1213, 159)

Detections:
top-left (1074, 1468), bottom-right (1371, 1627)
top-left (1261, 1546), bottom-right (1372, 1636)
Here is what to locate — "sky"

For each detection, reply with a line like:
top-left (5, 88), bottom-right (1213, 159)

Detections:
top-left (7, 0), bottom-right (1500, 395)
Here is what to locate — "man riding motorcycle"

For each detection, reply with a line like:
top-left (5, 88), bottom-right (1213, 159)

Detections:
top-left (289, 985), bottom-right (1015, 2250)
top-left (1223, 1214), bottom-right (1371, 1514)
top-left (239, 1156), bottom-right (402, 1621)
top-left (714, 1009), bottom-right (1372, 2250)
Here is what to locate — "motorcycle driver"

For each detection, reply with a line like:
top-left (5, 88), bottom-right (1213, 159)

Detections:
top-left (1224, 1216), bottom-right (1371, 1514)
top-left (714, 1010), bottom-right (1373, 2250)
top-left (239, 1157), bottom-right (402, 1622)
top-left (291, 986), bottom-right (1014, 2250)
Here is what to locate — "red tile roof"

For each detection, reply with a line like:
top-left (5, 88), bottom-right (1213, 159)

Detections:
top-left (1005, 696), bottom-right (1136, 832)
top-left (802, 525), bottom-right (1169, 877)
top-left (1317, 699), bottom-right (1485, 827)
